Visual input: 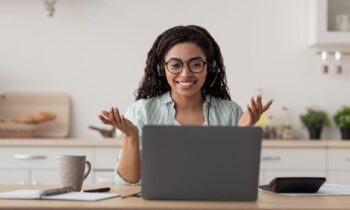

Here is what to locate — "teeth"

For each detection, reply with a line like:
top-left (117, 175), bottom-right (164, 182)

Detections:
top-left (177, 81), bottom-right (194, 86)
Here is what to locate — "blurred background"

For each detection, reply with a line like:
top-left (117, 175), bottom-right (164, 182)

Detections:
top-left (1, 0), bottom-right (349, 139)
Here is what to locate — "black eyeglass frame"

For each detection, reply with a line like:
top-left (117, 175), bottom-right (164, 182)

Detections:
top-left (163, 58), bottom-right (208, 74)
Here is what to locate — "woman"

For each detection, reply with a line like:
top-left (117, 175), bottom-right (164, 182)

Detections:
top-left (99, 25), bottom-right (273, 185)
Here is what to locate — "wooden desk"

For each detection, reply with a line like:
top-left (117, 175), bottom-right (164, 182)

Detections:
top-left (1, 184), bottom-right (350, 210)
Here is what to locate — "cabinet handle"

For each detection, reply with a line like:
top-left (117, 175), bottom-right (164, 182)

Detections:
top-left (13, 154), bottom-right (47, 160)
top-left (261, 156), bottom-right (281, 161)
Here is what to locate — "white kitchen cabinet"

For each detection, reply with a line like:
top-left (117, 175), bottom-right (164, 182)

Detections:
top-left (2, 140), bottom-right (350, 185)
top-left (94, 171), bottom-right (115, 184)
top-left (328, 148), bottom-right (350, 170)
top-left (0, 147), bottom-right (94, 169)
top-left (260, 148), bottom-right (327, 184)
top-left (308, 0), bottom-right (350, 50)
top-left (93, 147), bottom-right (119, 185)
top-left (30, 169), bottom-right (93, 185)
top-left (30, 169), bottom-right (58, 184)
top-left (0, 169), bottom-right (29, 184)
top-left (94, 147), bottom-right (120, 170)
top-left (327, 148), bottom-right (350, 184)
top-left (328, 171), bottom-right (350, 184)
top-left (0, 147), bottom-right (94, 184)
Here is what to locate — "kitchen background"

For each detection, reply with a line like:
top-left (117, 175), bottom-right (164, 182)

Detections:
top-left (1, 0), bottom-right (350, 139)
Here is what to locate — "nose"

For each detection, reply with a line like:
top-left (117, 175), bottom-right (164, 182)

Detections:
top-left (179, 64), bottom-right (192, 77)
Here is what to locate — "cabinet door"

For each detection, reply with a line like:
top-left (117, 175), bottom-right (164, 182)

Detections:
top-left (0, 147), bottom-right (93, 169)
top-left (261, 148), bottom-right (326, 170)
top-left (31, 169), bottom-right (58, 184)
top-left (94, 148), bottom-right (120, 170)
top-left (328, 148), bottom-right (350, 170)
top-left (94, 171), bottom-right (115, 184)
top-left (327, 148), bottom-right (350, 184)
top-left (31, 169), bottom-right (93, 185)
top-left (327, 171), bottom-right (350, 185)
top-left (308, 0), bottom-right (350, 47)
top-left (0, 169), bottom-right (29, 184)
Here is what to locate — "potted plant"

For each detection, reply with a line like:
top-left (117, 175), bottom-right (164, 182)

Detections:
top-left (300, 108), bottom-right (330, 140)
top-left (334, 106), bottom-right (350, 140)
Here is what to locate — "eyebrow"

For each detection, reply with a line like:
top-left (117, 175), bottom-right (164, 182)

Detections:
top-left (165, 56), bottom-right (206, 62)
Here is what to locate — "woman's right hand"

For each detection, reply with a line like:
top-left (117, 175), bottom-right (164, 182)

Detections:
top-left (99, 107), bottom-right (139, 138)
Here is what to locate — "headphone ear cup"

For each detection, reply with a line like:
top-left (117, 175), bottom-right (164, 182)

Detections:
top-left (157, 64), bottom-right (165, 77)
top-left (209, 60), bottom-right (217, 74)
top-left (207, 61), bottom-right (218, 87)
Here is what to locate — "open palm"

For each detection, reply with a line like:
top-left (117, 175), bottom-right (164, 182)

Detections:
top-left (99, 107), bottom-right (139, 138)
top-left (238, 95), bottom-right (273, 126)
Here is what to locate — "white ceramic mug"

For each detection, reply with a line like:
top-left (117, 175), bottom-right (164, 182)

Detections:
top-left (56, 155), bottom-right (91, 191)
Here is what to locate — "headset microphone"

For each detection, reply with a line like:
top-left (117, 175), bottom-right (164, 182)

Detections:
top-left (209, 69), bottom-right (218, 87)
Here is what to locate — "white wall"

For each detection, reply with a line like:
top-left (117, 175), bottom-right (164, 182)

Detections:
top-left (1, 0), bottom-right (350, 139)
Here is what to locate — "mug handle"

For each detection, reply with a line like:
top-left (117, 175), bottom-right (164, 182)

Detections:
top-left (84, 161), bottom-right (91, 180)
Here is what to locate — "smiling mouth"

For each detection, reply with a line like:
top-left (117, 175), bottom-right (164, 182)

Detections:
top-left (175, 81), bottom-right (196, 88)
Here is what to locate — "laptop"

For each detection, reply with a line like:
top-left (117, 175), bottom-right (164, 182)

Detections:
top-left (141, 125), bottom-right (262, 201)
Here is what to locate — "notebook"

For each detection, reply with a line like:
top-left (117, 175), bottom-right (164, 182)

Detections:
top-left (141, 125), bottom-right (262, 201)
top-left (0, 189), bottom-right (119, 201)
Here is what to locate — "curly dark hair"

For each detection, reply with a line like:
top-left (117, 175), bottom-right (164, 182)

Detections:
top-left (135, 25), bottom-right (231, 101)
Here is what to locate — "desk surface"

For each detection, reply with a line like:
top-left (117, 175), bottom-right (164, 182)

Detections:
top-left (1, 184), bottom-right (350, 210)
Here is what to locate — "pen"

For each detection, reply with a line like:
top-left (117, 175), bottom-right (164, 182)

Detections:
top-left (40, 186), bottom-right (73, 197)
top-left (83, 187), bottom-right (111, 193)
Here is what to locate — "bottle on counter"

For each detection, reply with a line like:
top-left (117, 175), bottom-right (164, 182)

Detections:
top-left (256, 113), bottom-right (277, 140)
top-left (254, 88), bottom-right (277, 140)
top-left (279, 106), bottom-right (293, 140)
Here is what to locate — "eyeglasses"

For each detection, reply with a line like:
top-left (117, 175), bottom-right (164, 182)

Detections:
top-left (164, 58), bottom-right (207, 74)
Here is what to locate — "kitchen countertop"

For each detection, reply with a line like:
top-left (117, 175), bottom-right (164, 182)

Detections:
top-left (0, 139), bottom-right (350, 148)
top-left (0, 138), bottom-right (123, 147)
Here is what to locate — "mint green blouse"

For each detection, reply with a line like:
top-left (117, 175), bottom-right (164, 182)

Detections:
top-left (114, 91), bottom-right (243, 185)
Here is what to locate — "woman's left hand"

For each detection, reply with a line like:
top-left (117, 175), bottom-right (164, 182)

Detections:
top-left (238, 95), bottom-right (273, 126)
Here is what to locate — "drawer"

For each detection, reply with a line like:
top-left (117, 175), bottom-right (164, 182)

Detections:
top-left (31, 169), bottom-right (93, 185)
top-left (328, 149), bottom-right (350, 170)
top-left (260, 148), bottom-right (326, 170)
top-left (327, 171), bottom-right (350, 185)
top-left (0, 169), bottom-right (29, 184)
top-left (94, 147), bottom-right (120, 170)
top-left (94, 170), bottom-right (115, 184)
top-left (0, 147), bottom-right (93, 169)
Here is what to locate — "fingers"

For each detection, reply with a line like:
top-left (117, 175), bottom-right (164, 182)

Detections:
top-left (99, 114), bottom-right (112, 125)
top-left (99, 108), bottom-right (122, 127)
top-left (99, 107), bottom-right (138, 137)
top-left (250, 97), bottom-right (258, 113)
top-left (247, 95), bottom-right (273, 125)
top-left (121, 114), bottom-right (126, 126)
top-left (101, 110), bottom-right (110, 117)
top-left (249, 95), bottom-right (273, 114)
top-left (247, 103), bottom-right (258, 123)
top-left (111, 107), bottom-right (121, 126)
top-left (249, 97), bottom-right (259, 119)
top-left (256, 95), bottom-right (263, 114)
top-left (262, 99), bottom-right (273, 113)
